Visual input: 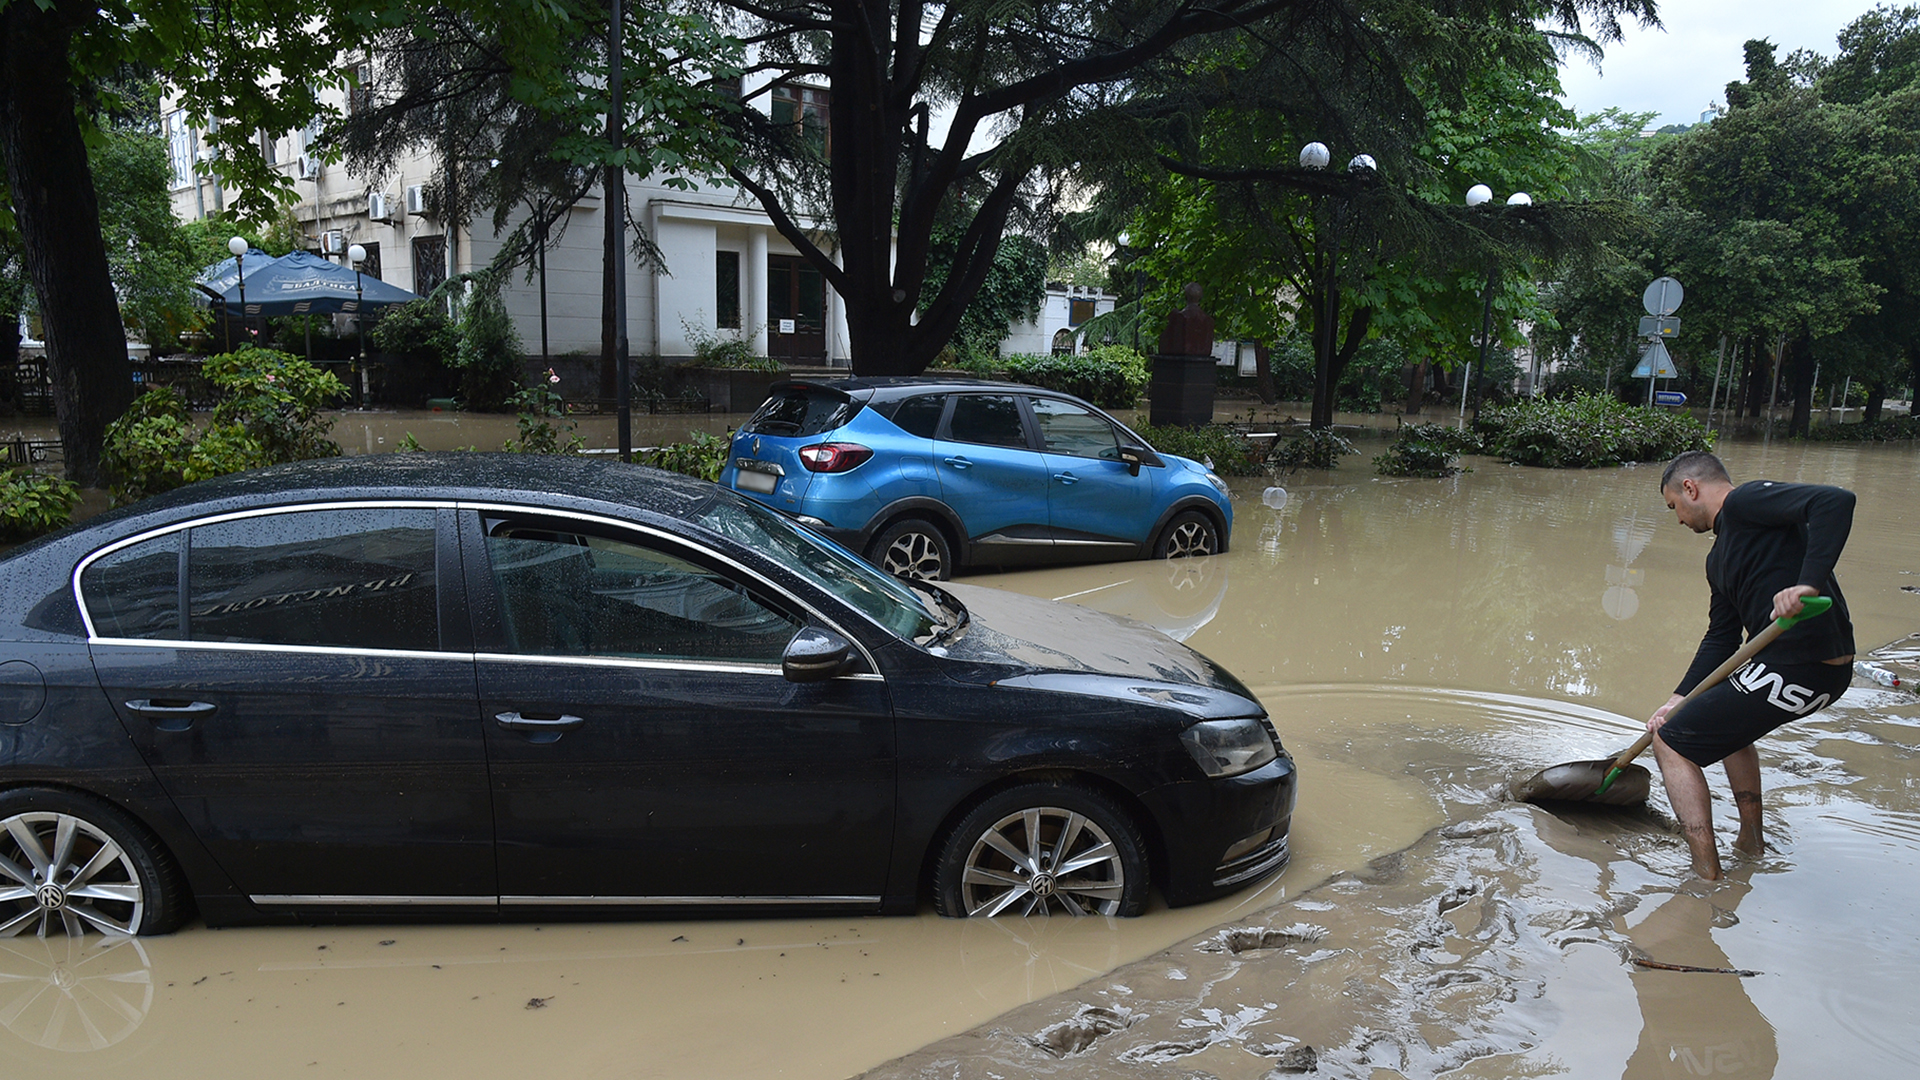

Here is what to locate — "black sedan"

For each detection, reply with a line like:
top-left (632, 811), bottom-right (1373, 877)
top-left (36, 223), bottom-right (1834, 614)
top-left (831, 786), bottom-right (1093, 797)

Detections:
top-left (0, 454), bottom-right (1294, 935)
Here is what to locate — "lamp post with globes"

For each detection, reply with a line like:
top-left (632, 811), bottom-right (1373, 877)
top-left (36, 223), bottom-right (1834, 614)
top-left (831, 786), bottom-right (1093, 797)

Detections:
top-left (348, 244), bottom-right (369, 408)
top-left (1298, 142), bottom-right (1377, 429)
top-left (227, 236), bottom-right (250, 350)
top-left (1460, 185), bottom-right (1530, 424)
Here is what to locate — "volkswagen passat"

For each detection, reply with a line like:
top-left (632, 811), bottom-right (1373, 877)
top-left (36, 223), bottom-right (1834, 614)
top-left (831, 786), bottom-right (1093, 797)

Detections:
top-left (0, 454), bottom-right (1292, 935)
top-left (721, 378), bottom-right (1233, 580)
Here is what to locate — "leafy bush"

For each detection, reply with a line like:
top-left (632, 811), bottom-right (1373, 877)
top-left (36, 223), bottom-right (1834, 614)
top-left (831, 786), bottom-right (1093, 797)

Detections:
top-left (0, 469), bottom-right (80, 540)
top-left (1267, 428), bottom-right (1359, 472)
top-left (1132, 422), bottom-right (1264, 475)
top-left (637, 430), bottom-right (731, 482)
top-left (1375, 422), bottom-right (1480, 478)
top-left (502, 368), bottom-right (585, 455)
top-left (452, 285), bottom-right (523, 410)
top-left (1803, 415), bottom-right (1920, 442)
top-left (1476, 392), bottom-right (1712, 468)
top-left (369, 298), bottom-right (458, 361)
top-left (104, 347), bottom-right (346, 502)
top-left (984, 346), bottom-right (1149, 408)
top-left (682, 319), bottom-right (777, 370)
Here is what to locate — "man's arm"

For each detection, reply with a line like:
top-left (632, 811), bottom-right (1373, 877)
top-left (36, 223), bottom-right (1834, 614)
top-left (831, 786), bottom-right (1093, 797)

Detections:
top-left (1674, 587), bottom-right (1743, 697)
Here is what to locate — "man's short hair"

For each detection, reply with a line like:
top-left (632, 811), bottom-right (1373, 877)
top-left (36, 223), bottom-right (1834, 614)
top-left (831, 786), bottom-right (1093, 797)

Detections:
top-left (1661, 450), bottom-right (1731, 491)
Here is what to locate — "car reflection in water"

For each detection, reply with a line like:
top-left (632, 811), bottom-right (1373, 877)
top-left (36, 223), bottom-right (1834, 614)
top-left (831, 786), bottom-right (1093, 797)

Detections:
top-left (1044, 555), bottom-right (1231, 644)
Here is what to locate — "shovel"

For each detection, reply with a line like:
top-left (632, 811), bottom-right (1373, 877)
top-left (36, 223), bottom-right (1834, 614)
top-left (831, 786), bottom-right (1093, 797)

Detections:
top-left (1511, 596), bottom-right (1834, 806)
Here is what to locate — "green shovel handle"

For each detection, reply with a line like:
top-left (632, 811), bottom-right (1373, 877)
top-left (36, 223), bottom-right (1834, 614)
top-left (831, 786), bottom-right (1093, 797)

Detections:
top-left (1595, 595), bottom-right (1835, 795)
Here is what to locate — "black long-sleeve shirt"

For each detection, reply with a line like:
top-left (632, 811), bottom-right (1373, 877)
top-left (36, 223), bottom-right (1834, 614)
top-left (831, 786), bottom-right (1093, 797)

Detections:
top-left (1675, 480), bottom-right (1856, 695)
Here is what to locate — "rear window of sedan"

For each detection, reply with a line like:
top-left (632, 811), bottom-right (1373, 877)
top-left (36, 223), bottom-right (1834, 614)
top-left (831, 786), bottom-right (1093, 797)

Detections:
top-left (742, 387), bottom-right (857, 437)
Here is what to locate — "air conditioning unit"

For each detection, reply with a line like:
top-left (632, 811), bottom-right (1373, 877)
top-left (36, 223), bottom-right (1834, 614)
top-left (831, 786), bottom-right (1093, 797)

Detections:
top-left (367, 191), bottom-right (391, 222)
top-left (297, 154), bottom-right (322, 180)
top-left (404, 185), bottom-right (428, 217)
top-left (320, 229), bottom-right (345, 255)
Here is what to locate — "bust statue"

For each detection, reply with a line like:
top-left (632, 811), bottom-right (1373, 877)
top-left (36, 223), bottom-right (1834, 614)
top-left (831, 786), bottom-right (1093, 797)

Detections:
top-left (1157, 282), bottom-right (1214, 357)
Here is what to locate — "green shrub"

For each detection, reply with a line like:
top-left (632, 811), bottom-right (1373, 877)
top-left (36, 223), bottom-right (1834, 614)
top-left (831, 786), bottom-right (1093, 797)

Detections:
top-left (1477, 392), bottom-right (1712, 468)
top-left (979, 346), bottom-right (1150, 409)
top-left (1803, 415), bottom-right (1920, 442)
top-left (369, 298), bottom-right (457, 362)
top-left (683, 319), bottom-right (777, 370)
top-left (502, 369), bottom-right (585, 455)
top-left (1268, 428), bottom-right (1359, 472)
top-left (1375, 422), bottom-right (1480, 478)
top-left (452, 286), bottom-right (523, 410)
top-left (637, 430), bottom-right (731, 482)
top-left (0, 469), bottom-right (80, 540)
top-left (1132, 422), bottom-right (1264, 475)
top-left (103, 347), bottom-right (346, 502)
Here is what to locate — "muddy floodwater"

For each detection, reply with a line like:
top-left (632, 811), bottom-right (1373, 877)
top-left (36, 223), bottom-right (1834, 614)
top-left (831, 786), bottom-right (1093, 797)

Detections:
top-left (3, 413), bottom-right (1916, 1079)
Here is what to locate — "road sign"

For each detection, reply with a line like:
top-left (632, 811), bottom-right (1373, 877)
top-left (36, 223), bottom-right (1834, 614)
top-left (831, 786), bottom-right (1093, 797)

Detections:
top-left (1642, 276), bottom-right (1683, 317)
top-left (1654, 390), bottom-right (1688, 406)
top-left (1631, 339), bottom-right (1679, 379)
top-left (1638, 315), bottom-right (1681, 338)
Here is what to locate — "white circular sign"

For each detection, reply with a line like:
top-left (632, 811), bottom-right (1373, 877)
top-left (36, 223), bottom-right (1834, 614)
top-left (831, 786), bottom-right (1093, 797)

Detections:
top-left (1642, 276), bottom-right (1683, 316)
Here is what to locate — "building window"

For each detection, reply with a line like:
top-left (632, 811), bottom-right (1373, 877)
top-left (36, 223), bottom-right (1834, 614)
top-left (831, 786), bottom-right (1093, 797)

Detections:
top-left (165, 112), bottom-right (195, 190)
top-left (355, 241), bottom-right (382, 282)
top-left (412, 235), bottom-right (447, 297)
top-left (1068, 298), bottom-right (1096, 327)
top-left (771, 83), bottom-right (830, 158)
top-left (348, 63), bottom-right (374, 115)
top-left (716, 250), bottom-right (741, 329)
top-left (258, 128), bottom-right (278, 167)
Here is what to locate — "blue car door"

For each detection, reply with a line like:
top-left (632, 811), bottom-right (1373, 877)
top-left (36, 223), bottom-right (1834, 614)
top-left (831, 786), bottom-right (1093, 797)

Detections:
top-left (931, 393), bottom-right (1051, 558)
top-left (1030, 395), bottom-right (1161, 552)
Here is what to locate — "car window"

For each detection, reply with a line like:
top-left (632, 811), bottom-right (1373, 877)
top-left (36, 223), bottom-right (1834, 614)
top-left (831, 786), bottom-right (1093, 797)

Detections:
top-left (742, 386), bottom-right (856, 437)
top-left (946, 394), bottom-right (1028, 448)
top-left (885, 393), bottom-right (947, 438)
top-left (187, 508), bottom-right (438, 650)
top-left (484, 522), bottom-right (801, 664)
top-left (1030, 397), bottom-right (1122, 460)
top-left (81, 532), bottom-right (182, 639)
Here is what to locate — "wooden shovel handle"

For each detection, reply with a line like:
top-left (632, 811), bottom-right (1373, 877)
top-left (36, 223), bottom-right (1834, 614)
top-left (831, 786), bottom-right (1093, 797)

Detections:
top-left (1606, 611), bottom-right (1805, 774)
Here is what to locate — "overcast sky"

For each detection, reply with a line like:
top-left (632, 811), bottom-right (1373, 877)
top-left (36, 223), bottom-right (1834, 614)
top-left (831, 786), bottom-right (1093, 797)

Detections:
top-left (1556, 0), bottom-right (1879, 127)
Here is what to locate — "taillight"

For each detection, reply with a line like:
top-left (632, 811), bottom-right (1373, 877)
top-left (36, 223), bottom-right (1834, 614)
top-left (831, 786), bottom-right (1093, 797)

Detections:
top-left (797, 442), bottom-right (873, 472)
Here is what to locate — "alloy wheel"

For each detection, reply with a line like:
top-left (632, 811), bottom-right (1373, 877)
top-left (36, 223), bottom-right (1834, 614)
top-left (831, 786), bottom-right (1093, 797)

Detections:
top-left (1162, 519), bottom-right (1217, 558)
top-left (959, 807), bottom-right (1127, 916)
top-left (882, 530), bottom-right (945, 579)
top-left (0, 813), bottom-right (145, 938)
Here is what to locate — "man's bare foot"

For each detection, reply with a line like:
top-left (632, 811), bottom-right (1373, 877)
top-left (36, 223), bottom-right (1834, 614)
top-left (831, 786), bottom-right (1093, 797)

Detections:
top-left (1683, 822), bottom-right (1723, 880)
top-left (1732, 829), bottom-right (1766, 857)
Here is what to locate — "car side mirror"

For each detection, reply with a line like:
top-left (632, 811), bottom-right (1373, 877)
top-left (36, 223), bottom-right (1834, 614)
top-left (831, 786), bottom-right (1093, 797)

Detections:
top-left (783, 627), bottom-right (855, 682)
top-left (1116, 446), bottom-right (1160, 477)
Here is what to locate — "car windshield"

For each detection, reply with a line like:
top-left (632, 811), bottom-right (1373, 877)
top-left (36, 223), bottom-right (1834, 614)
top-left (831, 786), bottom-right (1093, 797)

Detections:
top-left (692, 495), bottom-right (947, 642)
top-left (742, 386), bottom-right (857, 437)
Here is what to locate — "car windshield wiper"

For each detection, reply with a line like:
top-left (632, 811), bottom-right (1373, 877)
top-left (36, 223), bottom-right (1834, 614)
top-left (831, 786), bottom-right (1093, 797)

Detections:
top-left (911, 581), bottom-right (968, 645)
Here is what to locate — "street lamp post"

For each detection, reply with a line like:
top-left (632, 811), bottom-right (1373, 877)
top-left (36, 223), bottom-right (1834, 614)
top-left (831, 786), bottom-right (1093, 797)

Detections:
top-left (228, 236), bottom-right (249, 351)
top-left (1299, 143), bottom-right (1375, 429)
top-left (348, 243), bottom-right (369, 409)
top-left (1460, 187), bottom-right (1530, 425)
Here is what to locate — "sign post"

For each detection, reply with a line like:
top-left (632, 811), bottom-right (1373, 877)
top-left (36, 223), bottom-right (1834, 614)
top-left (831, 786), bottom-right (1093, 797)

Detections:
top-left (1637, 277), bottom-right (1683, 406)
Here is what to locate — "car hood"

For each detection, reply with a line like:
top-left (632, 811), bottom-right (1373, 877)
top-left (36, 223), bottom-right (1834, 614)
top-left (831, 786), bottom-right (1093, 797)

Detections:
top-left (933, 581), bottom-right (1263, 717)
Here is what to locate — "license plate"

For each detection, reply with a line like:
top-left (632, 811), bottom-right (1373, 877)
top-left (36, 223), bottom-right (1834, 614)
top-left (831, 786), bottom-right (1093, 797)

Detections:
top-left (735, 467), bottom-right (778, 494)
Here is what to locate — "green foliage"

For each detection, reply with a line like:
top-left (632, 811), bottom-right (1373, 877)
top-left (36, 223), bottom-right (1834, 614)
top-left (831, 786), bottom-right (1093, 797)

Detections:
top-left (370, 298), bottom-right (458, 363)
top-left (1267, 428), bottom-right (1359, 472)
top-left (1803, 414), bottom-right (1920, 442)
top-left (502, 369), bottom-right (585, 454)
top-left (636, 430), bottom-right (730, 482)
top-left (89, 126), bottom-right (200, 349)
top-left (451, 282), bottom-right (524, 411)
top-left (1131, 423), bottom-right (1265, 476)
top-left (0, 470), bottom-right (81, 540)
top-left (979, 346), bottom-right (1148, 408)
top-left (926, 232), bottom-right (1050, 367)
top-left (103, 347), bottom-right (346, 502)
top-left (396, 431), bottom-right (426, 452)
top-left (1477, 392), bottom-right (1712, 468)
top-left (682, 319), bottom-right (777, 370)
top-left (1374, 422), bottom-right (1479, 477)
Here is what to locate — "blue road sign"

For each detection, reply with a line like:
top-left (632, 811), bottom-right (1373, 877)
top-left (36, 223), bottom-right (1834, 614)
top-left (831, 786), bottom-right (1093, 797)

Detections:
top-left (1654, 390), bottom-right (1687, 407)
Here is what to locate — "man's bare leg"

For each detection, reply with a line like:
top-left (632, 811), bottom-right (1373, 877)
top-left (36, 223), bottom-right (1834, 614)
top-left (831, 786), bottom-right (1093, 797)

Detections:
top-left (1723, 744), bottom-right (1765, 857)
top-left (1653, 734), bottom-right (1722, 880)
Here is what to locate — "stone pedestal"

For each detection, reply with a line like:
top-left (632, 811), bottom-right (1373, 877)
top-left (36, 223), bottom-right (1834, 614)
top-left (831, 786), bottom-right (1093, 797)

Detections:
top-left (1147, 283), bottom-right (1217, 428)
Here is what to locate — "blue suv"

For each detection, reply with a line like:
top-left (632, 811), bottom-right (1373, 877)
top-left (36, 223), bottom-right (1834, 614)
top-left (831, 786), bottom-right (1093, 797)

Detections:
top-left (720, 378), bottom-right (1233, 579)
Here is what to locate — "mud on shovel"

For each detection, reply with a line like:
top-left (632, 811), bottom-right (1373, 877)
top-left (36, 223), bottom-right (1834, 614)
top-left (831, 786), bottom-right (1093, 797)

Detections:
top-left (1511, 596), bottom-right (1834, 806)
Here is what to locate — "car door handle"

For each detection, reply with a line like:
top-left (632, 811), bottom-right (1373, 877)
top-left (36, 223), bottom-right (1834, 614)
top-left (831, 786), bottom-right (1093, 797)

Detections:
top-left (943, 456), bottom-right (973, 470)
top-left (126, 699), bottom-right (216, 733)
top-left (494, 711), bottom-right (586, 744)
top-left (1052, 472), bottom-right (1078, 485)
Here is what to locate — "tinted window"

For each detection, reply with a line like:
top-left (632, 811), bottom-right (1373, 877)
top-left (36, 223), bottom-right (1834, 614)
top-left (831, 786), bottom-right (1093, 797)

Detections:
top-left (743, 387), bottom-right (855, 437)
top-left (1031, 397), bottom-right (1121, 459)
top-left (82, 533), bottom-right (182, 639)
top-left (946, 395), bottom-right (1028, 448)
top-left (485, 522), bottom-right (800, 663)
top-left (188, 508), bottom-right (438, 650)
top-left (887, 393), bottom-right (947, 438)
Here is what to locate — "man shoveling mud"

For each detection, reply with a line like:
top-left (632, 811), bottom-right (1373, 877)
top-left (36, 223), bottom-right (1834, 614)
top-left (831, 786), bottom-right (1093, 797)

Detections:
top-left (1651, 451), bottom-right (1855, 879)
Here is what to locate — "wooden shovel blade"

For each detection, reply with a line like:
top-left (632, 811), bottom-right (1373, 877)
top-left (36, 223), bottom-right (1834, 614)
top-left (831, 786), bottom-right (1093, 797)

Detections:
top-left (1509, 759), bottom-right (1653, 806)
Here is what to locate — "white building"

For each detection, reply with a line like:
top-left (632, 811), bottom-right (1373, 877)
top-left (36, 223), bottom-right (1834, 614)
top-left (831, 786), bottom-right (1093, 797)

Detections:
top-left (1000, 285), bottom-right (1117, 357)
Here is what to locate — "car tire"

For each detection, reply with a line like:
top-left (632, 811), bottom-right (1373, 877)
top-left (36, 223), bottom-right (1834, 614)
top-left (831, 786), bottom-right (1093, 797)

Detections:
top-left (869, 518), bottom-right (953, 581)
top-left (933, 782), bottom-right (1149, 917)
top-left (1153, 510), bottom-right (1220, 559)
top-left (0, 788), bottom-right (190, 937)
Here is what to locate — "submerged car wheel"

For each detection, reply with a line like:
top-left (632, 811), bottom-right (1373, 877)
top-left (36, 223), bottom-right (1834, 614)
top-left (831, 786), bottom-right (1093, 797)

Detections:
top-left (934, 783), bottom-right (1148, 917)
top-left (0, 790), bottom-right (188, 938)
top-left (1153, 511), bottom-right (1219, 559)
top-left (870, 518), bottom-right (952, 581)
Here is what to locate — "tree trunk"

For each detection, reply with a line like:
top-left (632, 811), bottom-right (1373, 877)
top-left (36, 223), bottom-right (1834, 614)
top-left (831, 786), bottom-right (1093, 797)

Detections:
top-left (1864, 381), bottom-right (1885, 424)
top-left (1741, 337), bottom-right (1770, 418)
top-left (0, 0), bottom-right (132, 484)
top-left (1404, 360), bottom-right (1426, 415)
top-left (1251, 340), bottom-right (1277, 405)
top-left (1786, 332), bottom-right (1815, 437)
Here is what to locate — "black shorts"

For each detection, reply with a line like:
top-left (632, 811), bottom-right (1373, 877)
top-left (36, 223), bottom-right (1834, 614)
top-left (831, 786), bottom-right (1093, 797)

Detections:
top-left (1658, 658), bottom-right (1852, 767)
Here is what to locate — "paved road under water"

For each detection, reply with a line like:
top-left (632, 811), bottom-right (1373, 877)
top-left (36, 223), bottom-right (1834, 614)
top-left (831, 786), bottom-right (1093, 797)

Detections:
top-left (2, 417), bottom-right (1915, 1079)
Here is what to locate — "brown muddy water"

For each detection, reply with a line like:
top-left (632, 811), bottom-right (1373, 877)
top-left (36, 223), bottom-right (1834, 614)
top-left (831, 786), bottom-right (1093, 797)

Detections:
top-left (2, 411), bottom-right (1916, 1080)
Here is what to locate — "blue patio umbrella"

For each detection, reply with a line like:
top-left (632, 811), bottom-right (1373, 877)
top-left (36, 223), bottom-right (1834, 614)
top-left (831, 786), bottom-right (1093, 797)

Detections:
top-left (193, 248), bottom-right (272, 302)
top-left (216, 251), bottom-right (421, 316)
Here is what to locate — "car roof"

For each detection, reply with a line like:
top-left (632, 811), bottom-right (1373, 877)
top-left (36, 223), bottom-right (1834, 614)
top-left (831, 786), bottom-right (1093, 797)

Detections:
top-left (770, 375), bottom-right (1074, 405)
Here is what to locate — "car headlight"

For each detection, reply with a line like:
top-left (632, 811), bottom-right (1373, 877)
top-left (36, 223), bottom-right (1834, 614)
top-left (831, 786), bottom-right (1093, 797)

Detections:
top-left (1205, 472), bottom-right (1229, 498)
top-left (1179, 718), bottom-right (1277, 778)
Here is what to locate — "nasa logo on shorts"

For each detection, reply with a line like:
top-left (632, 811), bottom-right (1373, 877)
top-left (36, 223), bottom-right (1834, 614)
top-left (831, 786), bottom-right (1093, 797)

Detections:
top-left (1732, 661), bottom-right (1831, 715)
